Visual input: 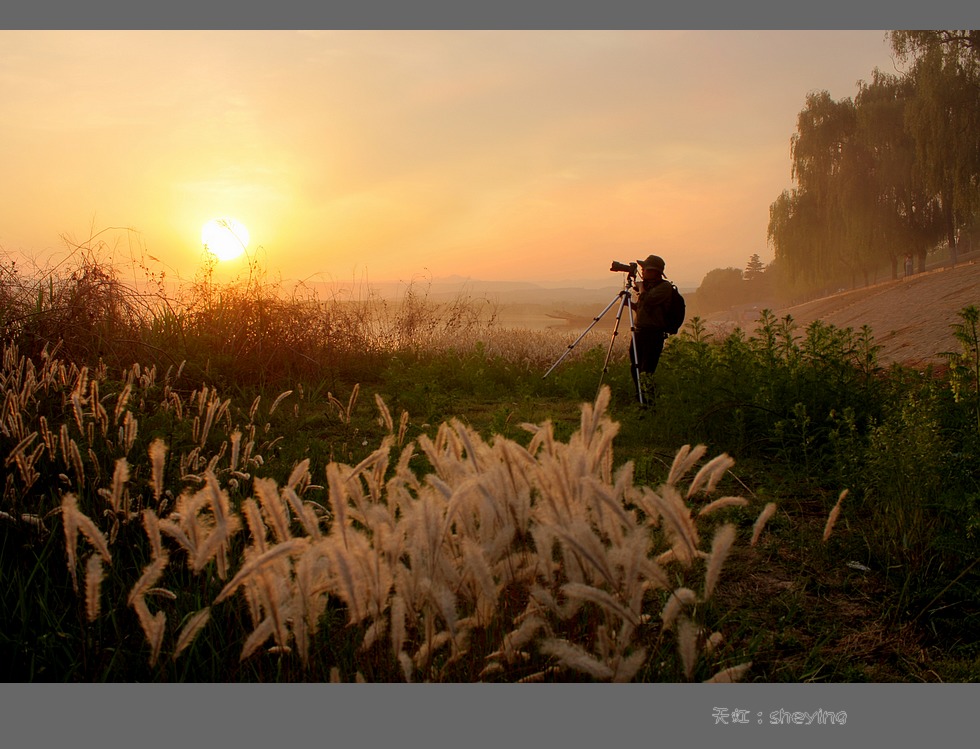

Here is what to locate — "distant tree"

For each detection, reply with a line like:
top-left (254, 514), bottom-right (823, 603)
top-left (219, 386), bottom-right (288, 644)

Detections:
top-left (789, 92), bottom-right (847, 277)
top-left (768, 187), bottom-right (824, 289)
top-left (761, 256), bottom-right (800, 306)
top-left (696, 267), bottom-right (745, 314)
top-left (744, 254), bottom-right (765, 281)
top-left (766, 30), bottom-right (980, 302)
top-left (790, 91), bottom-right (886, 286)
top-left (854, 69), bottom-right (943, 277)
top-left (890, 30), bottom-right (980, 71)
top-left (767, 190), bottom-right (801, 283)
top-left (891, 30), bottom-right (980, 266)
top-left (742, 253), bottom-right (774, 302)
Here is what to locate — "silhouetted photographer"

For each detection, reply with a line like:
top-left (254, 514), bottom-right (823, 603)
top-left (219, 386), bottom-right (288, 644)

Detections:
top-left (631, 254), bottom-right (684, 401)
top-left (543, 254), bottom-right (683, 405)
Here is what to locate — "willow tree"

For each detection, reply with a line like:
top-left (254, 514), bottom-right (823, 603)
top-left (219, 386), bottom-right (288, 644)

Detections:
top-left (836, 104), bottom-right (881, 286)
top-left (789, 91), bottom-right (879, 287)
top-left (891, 31), bottom-right (980, 265)
top-left (854, 69), bottom-right (943, 277)
top-left (767, 188), bottom-right (825, 297)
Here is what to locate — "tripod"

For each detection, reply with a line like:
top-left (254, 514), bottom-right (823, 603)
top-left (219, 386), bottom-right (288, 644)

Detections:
top-left (543, 270), bottom-right (645, 405)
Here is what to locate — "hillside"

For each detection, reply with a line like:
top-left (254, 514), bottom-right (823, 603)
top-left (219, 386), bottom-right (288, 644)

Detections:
top-left (766, 259), bottom-right (980, 367)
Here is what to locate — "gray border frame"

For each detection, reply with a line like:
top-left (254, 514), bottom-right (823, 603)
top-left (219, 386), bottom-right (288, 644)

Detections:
top-left (3, 1), bottom-right (980, 747)
top-left (4, 682), bottom-right (979, 747)
top-left (3, 0), bottom-right (979, 30)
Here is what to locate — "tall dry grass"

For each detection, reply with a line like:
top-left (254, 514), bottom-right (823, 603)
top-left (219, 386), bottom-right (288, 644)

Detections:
top-left (0, 238), bottom-right (630, 448)
top-left (0, 240), bottom-right (509, 386)
top-left (24, 352), bottom-right (761, 680)
top-left (0, 283), bottom-right (872, 681)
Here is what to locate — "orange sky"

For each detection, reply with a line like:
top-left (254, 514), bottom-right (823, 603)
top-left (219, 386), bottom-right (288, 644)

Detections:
top-left (0, 30), bottom-right (903, 288)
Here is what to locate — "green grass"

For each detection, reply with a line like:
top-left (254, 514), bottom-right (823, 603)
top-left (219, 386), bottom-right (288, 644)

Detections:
top-left (1, 248), bottom-right (979, 682)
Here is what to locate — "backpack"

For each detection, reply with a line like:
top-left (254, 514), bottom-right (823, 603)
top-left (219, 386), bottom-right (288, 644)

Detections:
top-left (665, 283), bottom-right (686, 335)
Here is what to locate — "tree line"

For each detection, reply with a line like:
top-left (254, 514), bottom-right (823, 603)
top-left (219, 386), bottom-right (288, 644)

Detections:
top-left (765, 31), bottom-right (980, 301)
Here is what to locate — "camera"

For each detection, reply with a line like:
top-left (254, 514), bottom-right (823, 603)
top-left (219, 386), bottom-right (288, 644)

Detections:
top-left (610, 260), bottom-right (637, 275)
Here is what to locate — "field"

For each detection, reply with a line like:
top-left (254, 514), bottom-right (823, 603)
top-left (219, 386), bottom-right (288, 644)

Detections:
top-left (1, 248), bottom-right (979, 682)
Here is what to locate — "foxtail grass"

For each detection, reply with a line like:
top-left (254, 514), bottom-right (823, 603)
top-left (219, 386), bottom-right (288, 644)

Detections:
top-left (43, 380), bottom-right (762, 681)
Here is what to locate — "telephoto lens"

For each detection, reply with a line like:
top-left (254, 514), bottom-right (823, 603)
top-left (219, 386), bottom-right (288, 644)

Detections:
top-left (610, 261), bottom-right (637, 274)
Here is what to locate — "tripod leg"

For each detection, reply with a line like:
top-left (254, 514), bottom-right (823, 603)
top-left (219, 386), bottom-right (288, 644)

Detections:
top-left (625, 297), bottom-right (645, 405)
top-left (543, 291), bottom-right (628, 379)
top-left (596, 292), bottom-right (631, 397)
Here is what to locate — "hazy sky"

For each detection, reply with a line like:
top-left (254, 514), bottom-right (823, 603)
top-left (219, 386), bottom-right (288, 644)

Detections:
top-left (0, 30), bottom-right (905, 288)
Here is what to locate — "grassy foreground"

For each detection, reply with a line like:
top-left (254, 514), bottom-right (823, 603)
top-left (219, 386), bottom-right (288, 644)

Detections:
top-left (1, 248), bottom-right (978, 681)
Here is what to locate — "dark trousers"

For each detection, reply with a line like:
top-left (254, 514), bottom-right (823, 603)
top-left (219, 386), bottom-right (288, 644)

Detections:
top-left (630, 326), bottom-right (665, 395)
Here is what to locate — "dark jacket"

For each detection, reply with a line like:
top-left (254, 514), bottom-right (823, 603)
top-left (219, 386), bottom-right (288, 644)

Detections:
top-left (635, 279), bottom-right (672, 329)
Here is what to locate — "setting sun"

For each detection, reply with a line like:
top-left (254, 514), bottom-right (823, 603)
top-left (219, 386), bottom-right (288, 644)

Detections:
top-left (201, 217), bottom-right (250, 261)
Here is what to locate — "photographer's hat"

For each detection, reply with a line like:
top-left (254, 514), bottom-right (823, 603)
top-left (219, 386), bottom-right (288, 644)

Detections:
top-left (638, 254), bottom-right (665, 272)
